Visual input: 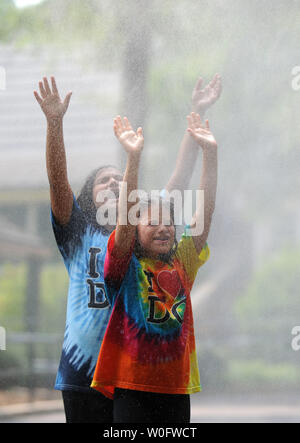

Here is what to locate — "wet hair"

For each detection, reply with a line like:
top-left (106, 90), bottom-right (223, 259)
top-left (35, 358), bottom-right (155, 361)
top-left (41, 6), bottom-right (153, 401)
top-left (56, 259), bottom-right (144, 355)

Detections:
top-left (134, 195), bottom-right (178, 265)
top-left (76, 165), bottom-right (120, 231)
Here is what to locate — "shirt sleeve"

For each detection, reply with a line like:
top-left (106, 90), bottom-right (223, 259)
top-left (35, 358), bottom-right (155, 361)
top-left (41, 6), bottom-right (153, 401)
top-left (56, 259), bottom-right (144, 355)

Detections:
top-left (104, 229), bottom-right (135, 305)
top-left (50, 193), bottom-right (87, 265)
top-left (175, 225), bottom-right (210, 284)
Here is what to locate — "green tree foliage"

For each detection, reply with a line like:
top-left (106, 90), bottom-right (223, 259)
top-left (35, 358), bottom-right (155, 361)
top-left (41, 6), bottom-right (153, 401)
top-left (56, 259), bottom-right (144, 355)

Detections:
top-left (16, 0), bottom-right (111, 52)
top-left (0, 262), bottom-right (67, 333)
top-left (39, 263), bottom-right (68, 334)
top-left (0, 0), bottom-right (20, 42)
top-left (0, 262), bottom-right (26, 331)
top-left (235, 247), bottom-right (300, 359)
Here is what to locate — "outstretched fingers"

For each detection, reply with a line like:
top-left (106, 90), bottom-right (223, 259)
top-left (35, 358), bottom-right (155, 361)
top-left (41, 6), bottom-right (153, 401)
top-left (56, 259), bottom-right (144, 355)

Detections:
top-left (209, 73), bottom-right (219, 89)
top-left (136, 127), bottom-right (143, 139)
top-left (194, 77), bottom-right (203, 92)
top-left (113, 115), bottom-right (124, 138)
top-left (113, 119), bottom-right (120, 138)
top-left (51, 76), bottom-right (59, 95)
top-left (43, 76), bottom-right (51, 95)
top-left (39, 75), bottom-right (63, 96)
top-left (123, 116), bottom-right (133, 131)
top-left (212, 74), bottom-right (222, 97)
top-left (63, 91), bottom-right (72, 110)
top-left (187, 112), bottom-right (210, 134)
top-left (40, 76), bottom-right (56, 99)
top-left (39, 80), bottom-right (47, 98)
top-left (205, 73), bottom-right (222, 102)
top-left (195, 112), bottom-right (203, 128)
top-left (114, 115), bottom-right (136, 137)
top-left (190, 111), bottom-right (204, 128)
top-left (33, 90), bottom-right (43, 105)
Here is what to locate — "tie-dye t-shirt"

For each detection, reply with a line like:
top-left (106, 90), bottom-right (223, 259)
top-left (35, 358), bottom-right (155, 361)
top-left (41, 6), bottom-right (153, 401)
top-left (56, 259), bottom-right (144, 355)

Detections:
top-left (51, 194), bottom-right (112, 392)
top-left (91, 228), bottom-right (210, 399)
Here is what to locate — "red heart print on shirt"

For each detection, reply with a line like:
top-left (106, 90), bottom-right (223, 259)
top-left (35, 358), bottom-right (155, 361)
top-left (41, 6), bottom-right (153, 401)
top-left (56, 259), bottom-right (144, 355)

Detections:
top-left (157, 270), bottom-right (182, 299)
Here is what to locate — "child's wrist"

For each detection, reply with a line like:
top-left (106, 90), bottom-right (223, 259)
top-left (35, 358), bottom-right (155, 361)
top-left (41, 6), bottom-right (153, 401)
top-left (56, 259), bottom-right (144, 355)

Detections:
top-left (201, 144), bottom-right (218, 155)
top-left (127, 150), bottom-right (142, 159)
top-left (127, 151), bottom-right (142, 166)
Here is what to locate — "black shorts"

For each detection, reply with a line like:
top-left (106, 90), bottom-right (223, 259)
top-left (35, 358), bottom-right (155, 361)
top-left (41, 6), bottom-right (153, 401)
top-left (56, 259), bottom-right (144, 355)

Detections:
top-left (113, 388), bottom-right (190, 423)
top-left (62, 389), bottom-right (113, 423)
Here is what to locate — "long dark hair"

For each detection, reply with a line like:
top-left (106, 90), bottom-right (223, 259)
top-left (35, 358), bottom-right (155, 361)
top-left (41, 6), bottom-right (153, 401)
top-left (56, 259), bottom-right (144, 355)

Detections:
top-left (76, 165), bottom-right (119, 231)
top-left (134, 196), bottom-right (178, 265)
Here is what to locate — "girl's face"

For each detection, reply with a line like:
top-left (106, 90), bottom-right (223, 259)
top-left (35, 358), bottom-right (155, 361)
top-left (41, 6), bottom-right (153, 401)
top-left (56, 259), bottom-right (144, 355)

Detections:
top-left (137, 204), bottom-right (175, 259)
top-left (92, 167), bottom-right (123, 209)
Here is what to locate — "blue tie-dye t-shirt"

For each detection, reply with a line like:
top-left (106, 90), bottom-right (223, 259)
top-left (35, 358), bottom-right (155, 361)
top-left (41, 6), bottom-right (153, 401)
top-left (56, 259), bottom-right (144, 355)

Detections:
top-left (51, 194), bottom-right (111, 392)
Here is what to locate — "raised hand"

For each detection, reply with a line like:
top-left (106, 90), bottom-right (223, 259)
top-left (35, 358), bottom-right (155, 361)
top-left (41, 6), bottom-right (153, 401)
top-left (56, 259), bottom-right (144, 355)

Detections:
top-left (34, 76), bottom-right (72, 122)
top-left (192, 73), bottom-right (222, 116)
top-left (113, 116), bottom-right (144, 155)
top-left (187, 112), bottom-right (217, 150)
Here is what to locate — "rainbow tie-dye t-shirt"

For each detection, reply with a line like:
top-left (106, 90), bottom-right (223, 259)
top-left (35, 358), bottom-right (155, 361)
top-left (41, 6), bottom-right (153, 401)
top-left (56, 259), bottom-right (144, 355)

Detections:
top-left (91, 228), bottom-right (210, 399)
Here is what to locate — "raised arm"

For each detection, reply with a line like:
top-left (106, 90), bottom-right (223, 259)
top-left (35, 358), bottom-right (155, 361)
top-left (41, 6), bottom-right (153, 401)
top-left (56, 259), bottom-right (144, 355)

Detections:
top-left (165, 74), bottom-right (221, 195)
top-left (34, 76), bottom-right (73, 225)
top-left (114, 116), bottom-right (144, 256)
top-left (187, 112), bottom-right (218, 254)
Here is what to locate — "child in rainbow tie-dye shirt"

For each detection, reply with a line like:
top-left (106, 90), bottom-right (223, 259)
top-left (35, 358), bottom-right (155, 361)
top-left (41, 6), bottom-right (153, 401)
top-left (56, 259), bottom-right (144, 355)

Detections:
top-left (91, 112), bottom-right (218, 423)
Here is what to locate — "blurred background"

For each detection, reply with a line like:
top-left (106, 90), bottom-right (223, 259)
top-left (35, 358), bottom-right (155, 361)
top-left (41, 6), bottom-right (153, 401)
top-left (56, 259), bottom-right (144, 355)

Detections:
top-left (0, 0), bottom-right (299, 422)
